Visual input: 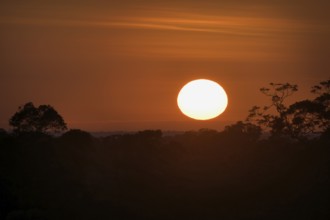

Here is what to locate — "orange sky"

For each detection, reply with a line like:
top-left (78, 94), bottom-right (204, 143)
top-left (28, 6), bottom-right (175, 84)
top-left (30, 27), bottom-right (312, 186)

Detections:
top-left (1, 0), bottom-right (329, 131)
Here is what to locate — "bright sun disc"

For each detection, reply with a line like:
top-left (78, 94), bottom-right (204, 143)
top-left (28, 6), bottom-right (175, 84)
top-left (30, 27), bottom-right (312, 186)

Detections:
top-left (177, 79), bottom-right (228, 120)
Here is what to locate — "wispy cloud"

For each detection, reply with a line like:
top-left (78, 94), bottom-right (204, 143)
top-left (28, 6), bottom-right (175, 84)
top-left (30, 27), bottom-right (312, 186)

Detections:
top-left (1, 10), bottom-right (326, 62)
top-left (0, 12), bottom-right (319, 37)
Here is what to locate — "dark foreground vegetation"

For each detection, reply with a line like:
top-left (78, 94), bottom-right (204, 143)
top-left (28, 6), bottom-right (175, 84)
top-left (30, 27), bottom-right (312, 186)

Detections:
top-left (0, 130), bottom-right (329, 220)
top-left (0, 80), bottom-right (329, 219)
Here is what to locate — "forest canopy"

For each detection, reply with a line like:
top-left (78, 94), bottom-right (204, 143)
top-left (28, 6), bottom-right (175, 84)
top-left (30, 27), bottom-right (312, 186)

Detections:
top-left (0, 80), bottom-right (329, 220)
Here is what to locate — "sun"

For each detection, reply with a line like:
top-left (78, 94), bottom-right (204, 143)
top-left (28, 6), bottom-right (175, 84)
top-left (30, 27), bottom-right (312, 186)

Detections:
top-left (177, 79), bottom-right (228, 120)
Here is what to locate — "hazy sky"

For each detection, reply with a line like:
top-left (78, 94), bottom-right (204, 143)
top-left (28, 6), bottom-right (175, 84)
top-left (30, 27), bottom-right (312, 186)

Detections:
top-left (1, 0), bottom-right (329, 131)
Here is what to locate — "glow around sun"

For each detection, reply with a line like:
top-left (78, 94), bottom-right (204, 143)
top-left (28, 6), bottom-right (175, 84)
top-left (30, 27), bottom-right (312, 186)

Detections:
top-left (177, 79), bottom-right (228, 120)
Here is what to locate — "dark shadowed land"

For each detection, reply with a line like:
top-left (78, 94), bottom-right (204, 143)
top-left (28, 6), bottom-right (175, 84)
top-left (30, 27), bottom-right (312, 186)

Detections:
top-left (0, 129), bottom-right (329, 220)
top-left (0, 80), bottom-right (329, 220)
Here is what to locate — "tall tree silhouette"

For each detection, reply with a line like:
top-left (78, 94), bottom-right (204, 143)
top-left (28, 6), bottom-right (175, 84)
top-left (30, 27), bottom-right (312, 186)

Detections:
top-left (247, 80), bottom-right (330, 140)
top-left (9, 102), bottom-right (67, 134)
top-left (247, 83), bottom-right (298, 139)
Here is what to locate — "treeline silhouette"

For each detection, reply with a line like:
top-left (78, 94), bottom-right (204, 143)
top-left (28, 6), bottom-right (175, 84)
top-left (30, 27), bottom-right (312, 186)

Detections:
top-left (0, 80), bottom-right (329, 220)
top-left (1, 129), bottom-right (329, 220)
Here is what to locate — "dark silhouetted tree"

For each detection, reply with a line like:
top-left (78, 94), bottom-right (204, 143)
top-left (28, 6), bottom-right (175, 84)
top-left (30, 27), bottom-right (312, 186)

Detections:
top-left (280, 80), bottom-right (329, 139)
top-left (136, 130), bottom-right (162, 140)
top-left (9, 102), bottom-right (67, 134)
top-left (247, 83), bottom-right (298, 138)
top-left (311, 79), bottom-right (330, 130)
top-left (135, 130), bottom-right (163, 145)
top-left (61, 129), bottom-right (93, 145)
top-left (247, 80), bottom-right (330, 140)
top-left (223, 121), bottom-right (262, 142)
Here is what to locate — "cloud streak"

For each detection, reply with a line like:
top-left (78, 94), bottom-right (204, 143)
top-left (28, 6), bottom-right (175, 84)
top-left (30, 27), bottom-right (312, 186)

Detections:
top-left (1, 12), bottom-right (322, 37)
